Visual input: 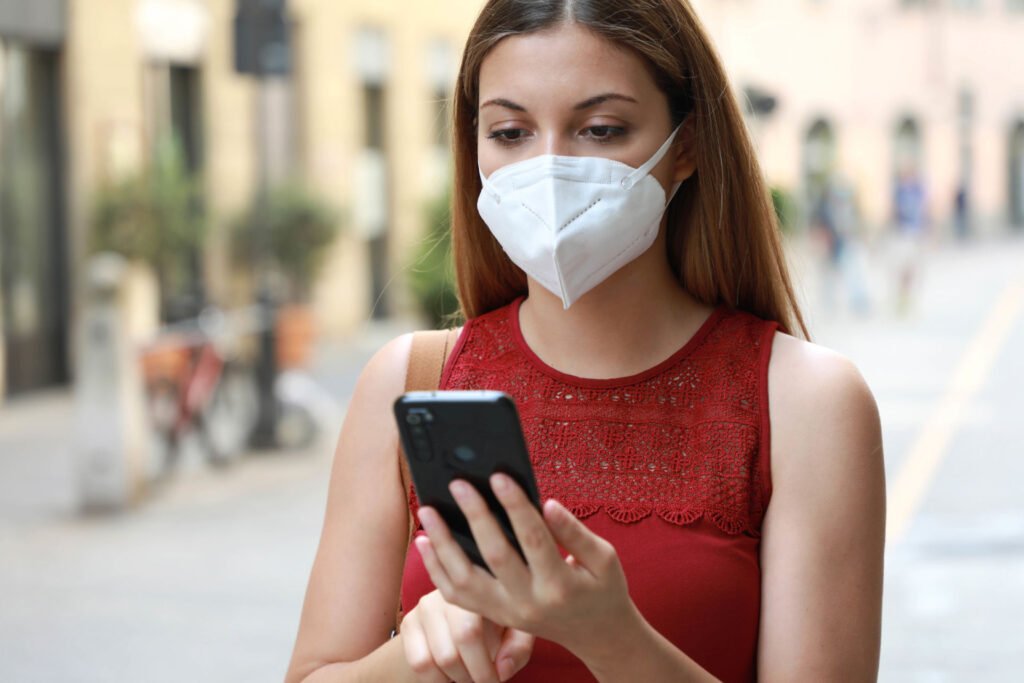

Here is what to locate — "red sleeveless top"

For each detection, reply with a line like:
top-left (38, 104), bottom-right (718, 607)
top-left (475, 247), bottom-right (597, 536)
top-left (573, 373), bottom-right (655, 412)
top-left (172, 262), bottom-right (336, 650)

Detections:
top-left (401, 296), bottom-right (779, 682)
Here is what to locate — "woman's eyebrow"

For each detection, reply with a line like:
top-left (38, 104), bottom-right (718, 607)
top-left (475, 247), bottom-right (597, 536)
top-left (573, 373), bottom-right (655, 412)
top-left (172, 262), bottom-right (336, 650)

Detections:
top-left (573, 93), bottom-right (638, 110)
top-left (480, 98), bottom-right (527, 112)
top-left (479, 92), bottom-right (638, 112)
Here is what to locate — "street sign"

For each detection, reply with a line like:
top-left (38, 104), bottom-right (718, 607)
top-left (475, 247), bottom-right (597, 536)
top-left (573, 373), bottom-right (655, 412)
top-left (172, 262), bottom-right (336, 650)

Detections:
top-left (234, 0), bottom-right (291, 76)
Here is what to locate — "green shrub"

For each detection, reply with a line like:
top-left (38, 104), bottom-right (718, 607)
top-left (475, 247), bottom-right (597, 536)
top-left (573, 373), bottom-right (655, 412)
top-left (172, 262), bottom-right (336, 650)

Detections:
top-left (90, 138), bottom-right (206, 315)
top-left (770, 185), bottom-right (798, 235)
top-left (410, 190), bottom-right (460, 329)
top-left (230, 182), bottom-right (342, 302)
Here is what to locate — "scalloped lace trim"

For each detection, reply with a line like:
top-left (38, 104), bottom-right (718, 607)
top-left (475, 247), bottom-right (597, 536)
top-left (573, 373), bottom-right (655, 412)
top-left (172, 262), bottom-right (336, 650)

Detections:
top-left (564, 503), bottom-right (753, 535)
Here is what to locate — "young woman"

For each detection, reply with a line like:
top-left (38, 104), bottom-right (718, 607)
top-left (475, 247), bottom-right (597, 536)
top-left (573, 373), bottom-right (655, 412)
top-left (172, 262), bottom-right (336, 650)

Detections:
top-left (285, 1), bottom-right (885, 681)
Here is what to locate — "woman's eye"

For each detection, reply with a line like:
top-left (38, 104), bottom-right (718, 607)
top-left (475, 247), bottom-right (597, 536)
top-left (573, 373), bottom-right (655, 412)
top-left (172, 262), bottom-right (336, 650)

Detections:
top-left (487, 129), bottom-right (529, 146)
top-left (582, 125), bottom-right (626, 143)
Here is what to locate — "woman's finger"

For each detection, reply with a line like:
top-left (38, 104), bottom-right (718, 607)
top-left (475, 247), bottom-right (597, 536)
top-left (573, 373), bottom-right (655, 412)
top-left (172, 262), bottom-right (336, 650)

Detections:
top-left (449, 479), bottom-right (531, 594)
top-left (490, 473), bottom-right (564, 577)
top-left (420, 594), bottom-right (473, 683)
top-left (542, 498), bottom-right (614, 576)
top-left (399, 610), bottom-right (449, 683)
top-left (417, 506), bottom-right (491, 603)
top-left (494, 628), bottom-right (536, 682)
top-left (446, 607), bottom-right (502, 683)
top-left (415, 535), bottom-right (455, 599)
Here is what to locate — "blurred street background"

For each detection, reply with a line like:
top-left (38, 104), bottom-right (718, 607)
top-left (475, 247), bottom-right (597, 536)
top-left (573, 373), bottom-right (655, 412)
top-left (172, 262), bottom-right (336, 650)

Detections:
top-left (0, 0), bottom-right (1021, 681)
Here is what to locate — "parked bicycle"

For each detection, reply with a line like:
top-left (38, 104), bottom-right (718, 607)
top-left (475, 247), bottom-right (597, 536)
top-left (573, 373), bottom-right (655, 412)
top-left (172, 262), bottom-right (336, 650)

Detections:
top-left (139, 307), bottom-right (260, 477)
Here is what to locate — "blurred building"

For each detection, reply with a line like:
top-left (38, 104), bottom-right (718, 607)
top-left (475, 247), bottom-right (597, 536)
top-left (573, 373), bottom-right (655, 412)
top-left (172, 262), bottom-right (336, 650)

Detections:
top-left (1, 0), bottom-right (1022, 402)
top-left (0, 0), bottom-right (481, 401)
top-left (696, 0), bottom-right (1024, 237)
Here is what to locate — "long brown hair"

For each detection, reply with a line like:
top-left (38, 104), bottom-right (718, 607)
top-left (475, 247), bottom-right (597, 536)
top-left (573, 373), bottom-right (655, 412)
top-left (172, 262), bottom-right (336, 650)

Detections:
top-left (450, 0), bottom-right (809, 338)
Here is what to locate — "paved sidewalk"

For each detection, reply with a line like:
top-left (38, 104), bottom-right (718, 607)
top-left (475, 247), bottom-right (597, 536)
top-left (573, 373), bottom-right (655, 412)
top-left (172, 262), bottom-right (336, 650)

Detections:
top-left (0, 316), bottom-right (415, 682)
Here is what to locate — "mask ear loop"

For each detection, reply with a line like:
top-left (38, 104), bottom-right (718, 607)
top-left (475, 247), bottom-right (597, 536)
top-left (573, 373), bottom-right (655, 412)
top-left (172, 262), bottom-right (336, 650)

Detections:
top-left (620, 124), bottom-right (684, 191)
top-left (478, 167), bottom-right (502, 203)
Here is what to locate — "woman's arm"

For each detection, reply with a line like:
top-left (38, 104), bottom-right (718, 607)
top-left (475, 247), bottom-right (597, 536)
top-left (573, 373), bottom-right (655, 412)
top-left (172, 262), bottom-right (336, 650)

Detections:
top-left (284, 334), bottom-right (419, 683)
top-left (757, 333), bottom-right (886, 681)
top-left (583, 334), bottom-right (886, 682)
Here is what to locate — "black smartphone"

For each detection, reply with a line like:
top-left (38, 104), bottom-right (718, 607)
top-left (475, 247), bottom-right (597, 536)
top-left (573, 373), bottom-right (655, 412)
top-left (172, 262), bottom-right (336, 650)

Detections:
top-left (393, 390), bottom-right (541, 572)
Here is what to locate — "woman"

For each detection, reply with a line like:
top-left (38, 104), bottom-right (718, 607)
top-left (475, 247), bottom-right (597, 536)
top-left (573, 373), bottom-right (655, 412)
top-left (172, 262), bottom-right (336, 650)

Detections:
top-left (285, 1), bottom-right (885, 681)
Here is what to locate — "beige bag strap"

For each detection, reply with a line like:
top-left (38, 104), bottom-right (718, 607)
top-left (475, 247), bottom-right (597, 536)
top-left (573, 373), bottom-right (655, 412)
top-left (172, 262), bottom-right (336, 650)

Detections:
top-left (393, 327), bottom-right (460, 635)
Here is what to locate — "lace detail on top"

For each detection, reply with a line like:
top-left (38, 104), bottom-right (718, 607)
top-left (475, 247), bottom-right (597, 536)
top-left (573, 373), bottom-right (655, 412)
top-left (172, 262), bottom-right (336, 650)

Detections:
top-left (409, 297), bottom-right (778, 536)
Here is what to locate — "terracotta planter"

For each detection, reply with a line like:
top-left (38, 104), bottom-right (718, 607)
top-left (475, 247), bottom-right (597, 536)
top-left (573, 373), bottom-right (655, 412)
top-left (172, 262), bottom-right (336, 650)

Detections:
top-left (275, 304), bottom-right (317, 370)
top-left (139, 336), bottom-right (192, 384)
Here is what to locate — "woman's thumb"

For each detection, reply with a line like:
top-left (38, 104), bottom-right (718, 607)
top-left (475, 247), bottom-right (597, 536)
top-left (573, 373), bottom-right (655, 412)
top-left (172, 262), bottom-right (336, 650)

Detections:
top-left (495, 628), bottom-right (534, 681)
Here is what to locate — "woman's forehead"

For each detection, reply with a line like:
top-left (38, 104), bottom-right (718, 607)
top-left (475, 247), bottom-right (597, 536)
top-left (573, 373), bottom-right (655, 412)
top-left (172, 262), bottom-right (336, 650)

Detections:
top-left (477, 24), bottom-right (657, 109)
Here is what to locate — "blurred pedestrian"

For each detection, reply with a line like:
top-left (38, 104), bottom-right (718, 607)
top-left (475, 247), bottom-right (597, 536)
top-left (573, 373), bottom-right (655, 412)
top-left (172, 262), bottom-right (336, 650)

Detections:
top-left (287, 2), bottom-right (885, 682)
top-left (812, 175), bottom-right (872, 317)
top-left (891, 166), bottom-right (929, 315)
top-left (954, 183), bottom-right (970, 242)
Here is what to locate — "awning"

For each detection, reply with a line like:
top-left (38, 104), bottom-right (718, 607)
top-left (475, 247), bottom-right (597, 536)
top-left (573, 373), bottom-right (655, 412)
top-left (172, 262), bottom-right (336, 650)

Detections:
top-left (0, 0), bottom-right (65, 47)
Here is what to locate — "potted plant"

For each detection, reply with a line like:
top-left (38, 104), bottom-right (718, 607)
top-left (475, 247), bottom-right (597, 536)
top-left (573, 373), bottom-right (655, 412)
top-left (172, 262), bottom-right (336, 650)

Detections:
top-left (90, 138), bottom-right (207, 323)
top-left (230, 182), bottom-right (342, 369)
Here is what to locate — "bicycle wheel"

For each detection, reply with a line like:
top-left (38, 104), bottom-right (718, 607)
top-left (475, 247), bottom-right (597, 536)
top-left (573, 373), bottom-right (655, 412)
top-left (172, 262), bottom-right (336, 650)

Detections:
top-left (146, 377), bottom-right (183, 478)
top-left (199, 363), bottom-right (259, 466)
top-left (275, 399), bottom-right (318, 451)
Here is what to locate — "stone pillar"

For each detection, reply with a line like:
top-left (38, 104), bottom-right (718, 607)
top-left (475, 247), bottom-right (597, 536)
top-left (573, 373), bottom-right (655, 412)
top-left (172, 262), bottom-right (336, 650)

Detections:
top-left (75, 253), bottom-right (153, 512)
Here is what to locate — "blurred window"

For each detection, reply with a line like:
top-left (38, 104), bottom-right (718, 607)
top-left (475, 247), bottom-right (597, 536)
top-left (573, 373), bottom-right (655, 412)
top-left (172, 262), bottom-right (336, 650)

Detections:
top-left (1010, 122), bottom-right (1024, 226)
top-left (354, 27), bottom-right (391, 318)
top-left (803, 118), bottom-right (837, 221)
top-left (894, 116), bottom-right (923, 177)
top-left (427, 40), bottom-right (454, 149)
top-left (146, 64), bottom-right (204, 172)
top-left (144, 62), bottom-right (207, 321)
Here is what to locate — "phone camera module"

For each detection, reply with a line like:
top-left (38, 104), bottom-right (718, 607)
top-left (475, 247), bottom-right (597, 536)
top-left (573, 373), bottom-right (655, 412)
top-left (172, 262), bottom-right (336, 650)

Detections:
top-left (453, 446), bottom-right (476, 463)
top-left (406, 413), bottom-right (422, 426)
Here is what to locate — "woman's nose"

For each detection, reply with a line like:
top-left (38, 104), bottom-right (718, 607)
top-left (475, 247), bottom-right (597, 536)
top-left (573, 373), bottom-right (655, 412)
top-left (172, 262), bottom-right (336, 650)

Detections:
top-left (539, 130), bottom-right (571, 157)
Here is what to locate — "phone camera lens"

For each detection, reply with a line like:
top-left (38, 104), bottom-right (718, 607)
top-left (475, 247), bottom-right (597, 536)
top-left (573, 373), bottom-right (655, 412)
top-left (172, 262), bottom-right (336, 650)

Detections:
top-left (406, 413), bottom-right (422, 426)
top-left (453, 446), bottom-right (476, 463)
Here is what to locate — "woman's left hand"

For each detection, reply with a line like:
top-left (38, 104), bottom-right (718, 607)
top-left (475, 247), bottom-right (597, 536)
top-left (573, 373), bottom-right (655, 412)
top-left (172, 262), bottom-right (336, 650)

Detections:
top-left (414, 473), bottom-right (638, 662)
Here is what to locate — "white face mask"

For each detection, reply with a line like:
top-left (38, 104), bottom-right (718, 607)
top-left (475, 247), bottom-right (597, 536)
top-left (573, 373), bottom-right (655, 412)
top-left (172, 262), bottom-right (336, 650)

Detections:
top-left (478, 125), bottom-right (682, 309)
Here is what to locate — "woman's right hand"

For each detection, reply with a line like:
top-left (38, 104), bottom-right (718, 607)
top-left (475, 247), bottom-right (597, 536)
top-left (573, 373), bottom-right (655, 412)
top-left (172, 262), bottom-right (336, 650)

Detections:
top-left (400, 589), bottom-right (535, 683)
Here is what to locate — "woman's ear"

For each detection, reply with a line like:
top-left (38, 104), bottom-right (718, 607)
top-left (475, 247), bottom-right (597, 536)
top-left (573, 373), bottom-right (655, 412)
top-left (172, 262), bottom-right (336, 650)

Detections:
top-left (672, 116), bottom-right (698, 184)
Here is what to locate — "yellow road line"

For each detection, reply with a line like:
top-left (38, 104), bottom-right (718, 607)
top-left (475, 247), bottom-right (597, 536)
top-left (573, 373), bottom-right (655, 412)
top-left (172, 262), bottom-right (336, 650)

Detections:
top-left (886, 281), bottom-right (1024, 544)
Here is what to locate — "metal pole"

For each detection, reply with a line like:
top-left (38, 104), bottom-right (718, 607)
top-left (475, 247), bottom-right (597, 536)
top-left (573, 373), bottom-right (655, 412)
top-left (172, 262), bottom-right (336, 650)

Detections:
top-left (249, 78), bottom-right (279, 449)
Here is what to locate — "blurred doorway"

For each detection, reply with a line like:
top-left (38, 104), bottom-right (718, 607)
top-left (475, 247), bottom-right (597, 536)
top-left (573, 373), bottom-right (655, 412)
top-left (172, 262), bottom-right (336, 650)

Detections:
top-left (145, 62), bottom-right (206, 322)
top-left (894, 117), bottom-right (924, 177)
top-left (0, 41), bottom-right (69, 397)
top-left (1010, 121), bottom-right (1024, 228)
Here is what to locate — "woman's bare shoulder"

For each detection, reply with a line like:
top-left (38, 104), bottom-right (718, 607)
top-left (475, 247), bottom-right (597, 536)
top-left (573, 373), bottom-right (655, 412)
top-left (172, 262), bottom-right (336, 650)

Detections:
top-left (352, 325), bottom-right (464, 407)
top-left (769, 331), bottom-right (876, 416)
top-left (355, 333), bottom-right (414, 402)
top-left (766, 331), bottom-right (882, 486)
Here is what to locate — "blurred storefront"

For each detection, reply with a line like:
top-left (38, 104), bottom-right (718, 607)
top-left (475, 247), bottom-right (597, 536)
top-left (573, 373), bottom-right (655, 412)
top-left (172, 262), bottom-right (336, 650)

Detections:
top-left (0, 0), bottom-right (69, 398)
top-left (0, 0), bottom-right (483, 401)
top-left (697, 0), bottom-right (1024, 237)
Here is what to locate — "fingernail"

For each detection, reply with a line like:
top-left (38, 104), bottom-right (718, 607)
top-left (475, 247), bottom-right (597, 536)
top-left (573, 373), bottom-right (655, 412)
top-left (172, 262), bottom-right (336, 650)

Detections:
top-left (497, 657), bottom-right (517, 681)
top-left (491, 473), bottom-right (511, 493)
top-left (417, 508), bottom-right (436, 532)
top-left (449, 479), bottom-right (471, 501)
